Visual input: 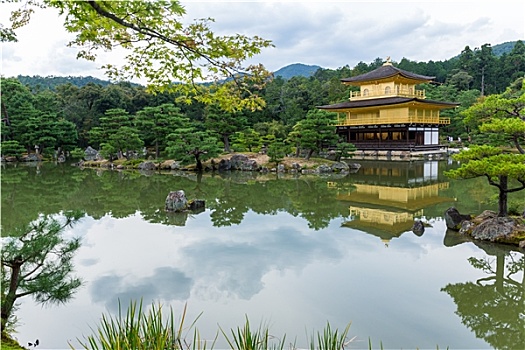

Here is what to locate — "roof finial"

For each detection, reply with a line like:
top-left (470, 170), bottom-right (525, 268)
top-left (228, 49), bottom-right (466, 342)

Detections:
top-left (383, 56), bottom-right (392, 66)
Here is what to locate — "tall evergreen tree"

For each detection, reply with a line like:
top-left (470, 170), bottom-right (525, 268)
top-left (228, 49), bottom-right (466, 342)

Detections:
top-left (205, 105), bottom-right (247, 153)
top-left (288, 110), bottom-right (338, 160)
top-left (135, 103), bottom-right (186, 159)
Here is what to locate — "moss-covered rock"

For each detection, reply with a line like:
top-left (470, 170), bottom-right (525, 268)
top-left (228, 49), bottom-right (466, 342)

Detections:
top-left (454, 209), bottom-right (525, 247)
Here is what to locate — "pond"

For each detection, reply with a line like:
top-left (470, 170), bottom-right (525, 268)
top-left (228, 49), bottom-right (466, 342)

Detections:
top-left (1, 160), bottom-right (524, 349)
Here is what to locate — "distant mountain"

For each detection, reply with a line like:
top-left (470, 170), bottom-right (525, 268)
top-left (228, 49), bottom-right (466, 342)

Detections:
top-left (16, 75), bottom-right (113, 90)
top-left (492, 41), bottom-right (521, 56)
top-left (15, 75), bottom-right (142, 90)
top-left (450, 40), bottom-right (522, 59)
top-left (12, 41), bottom-right (521, 89)
top-left (273, 63), bottom-right (322, 79)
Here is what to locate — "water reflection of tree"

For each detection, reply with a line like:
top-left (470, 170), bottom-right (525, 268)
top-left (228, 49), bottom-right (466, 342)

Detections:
top-left (441, 251), bottom-right (525, 349)
top-left (1, 163), bottom-right (85, 232)
top-left (1, 164), bottom-right (351, 230)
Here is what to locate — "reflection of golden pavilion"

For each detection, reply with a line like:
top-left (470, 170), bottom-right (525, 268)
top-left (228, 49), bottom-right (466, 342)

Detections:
top-left (345, 206), bottom-right (423, 245)
top-left (350, 206), bottom-right (422, 226)
top-left (334, 161), bottom-right (454, 245)
top-left (337, 183), bottom-right (450, 211)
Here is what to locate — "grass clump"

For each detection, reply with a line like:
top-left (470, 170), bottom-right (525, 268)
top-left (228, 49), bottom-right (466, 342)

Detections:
top-left (220, 317), bottom-right (286, 350)
top-left (308, 322), bottom-right (352, 350)
top-left (71, 300), bottom-right (360, 350)
top-left (72, 300), bottom-right (207, 350)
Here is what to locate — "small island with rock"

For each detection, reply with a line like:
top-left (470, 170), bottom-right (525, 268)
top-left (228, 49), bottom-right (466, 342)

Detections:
top-left (445, 207), bottom-right (525, 248)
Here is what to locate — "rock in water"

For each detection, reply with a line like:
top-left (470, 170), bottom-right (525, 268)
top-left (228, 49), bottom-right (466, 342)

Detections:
top-left (471, 217), bottom-right (516, 242)
top-left (188, 199), bottom-right (206, 212)
top-left (444, 207), bottom-right (471, 231)
top-left (412, 220), bottom-right (425, 236)
top-left (165, 190), bottom-right (188, 212)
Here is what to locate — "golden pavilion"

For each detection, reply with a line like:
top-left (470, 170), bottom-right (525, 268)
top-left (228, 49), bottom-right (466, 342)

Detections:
top-left (318, 58), bottom-right (458, 151)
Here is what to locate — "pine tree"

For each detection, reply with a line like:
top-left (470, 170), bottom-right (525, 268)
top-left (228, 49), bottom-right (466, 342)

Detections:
top-left (1, 211), bottom-right (84, 332)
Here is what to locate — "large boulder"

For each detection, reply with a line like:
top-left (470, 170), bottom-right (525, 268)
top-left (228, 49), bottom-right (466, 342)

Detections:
top-left (230, 154), bottom-right (259, 171)
top-left (138, 161), bottom-right (156, 170)
top-left (84, 146), bottom-right (99, 161)
top-left (165, 190), bottom-right (188, 212)
top-left (218, 159), bottom-right (232, 171)
top-left (316, 164), bottom-right (332, 173)
top-left (453, 209), bottom-right (525, 246)
top-left (165, 190), bottom-right (206, 213)
top-left (330, 161), bottom-right (349, 173)
top-left (159, 160), bottom-right (177, 170)
top-left (470, 217), bottom-right (516, 242)
top-left (444, 207), bottom-right (472, 231)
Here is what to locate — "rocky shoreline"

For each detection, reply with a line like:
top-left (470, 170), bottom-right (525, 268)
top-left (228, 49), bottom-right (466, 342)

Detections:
top-left (444, 207), bottom-right (525, 248)
top-left (75, 153), bottom-right (362, 175)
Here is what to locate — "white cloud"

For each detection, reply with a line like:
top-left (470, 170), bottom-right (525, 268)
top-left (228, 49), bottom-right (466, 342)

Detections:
top-left (1, 1), bottom-right (523, 82)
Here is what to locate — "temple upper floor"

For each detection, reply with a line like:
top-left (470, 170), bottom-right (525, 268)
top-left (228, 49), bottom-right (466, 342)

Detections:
top-left (341, 59), bottom-right (433, 101)
top-left (350, 82), bottom-right (426, 100)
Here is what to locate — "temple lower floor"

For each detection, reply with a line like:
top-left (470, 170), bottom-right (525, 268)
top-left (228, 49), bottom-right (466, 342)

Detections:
top-left (336, 124), bottom-right (444, 151)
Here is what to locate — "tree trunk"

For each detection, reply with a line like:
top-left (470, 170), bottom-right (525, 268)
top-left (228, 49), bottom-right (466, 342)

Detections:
top-left (223, 135), bottom-right (231, 153)
top-left (305, 149), bottom-right (314, 160)
top-left (513, 136), bottom-right (524, 154)
top-left (495, 254), bottom-right (504, 294)
top-left (498, 175), bottom-right (508, 217)
top-left (481, 66), bottom-right (485, 96)
top-left (155, 140), bottom-right (159, 159)
top-left (1, 101), bottom-right (12, 142)
top-left (1, 260), bottom-right (21, 332)
top-left (195, 154), bottom-right (203, 172)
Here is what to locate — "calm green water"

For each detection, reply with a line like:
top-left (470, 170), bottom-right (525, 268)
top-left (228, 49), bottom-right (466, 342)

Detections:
top-left (1, 160), bottom-right (524, 349)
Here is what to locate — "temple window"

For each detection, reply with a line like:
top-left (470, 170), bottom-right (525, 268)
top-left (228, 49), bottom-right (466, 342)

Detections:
top-left (385, 86), bottom-right (391, 95)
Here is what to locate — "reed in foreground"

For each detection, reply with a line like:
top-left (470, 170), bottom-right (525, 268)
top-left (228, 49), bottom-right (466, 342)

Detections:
top-left (220, 316), bottom-right (287, 350)
top-left (308, 322), bottom-right (352, 350)
top-left (71, 300), bottom-right (208, 350)
top-left (70, 299), bottom-right (446, 350)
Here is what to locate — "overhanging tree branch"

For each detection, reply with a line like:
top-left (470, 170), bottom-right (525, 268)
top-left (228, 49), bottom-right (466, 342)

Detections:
top-left (85, 1), bottom-right (236, 78)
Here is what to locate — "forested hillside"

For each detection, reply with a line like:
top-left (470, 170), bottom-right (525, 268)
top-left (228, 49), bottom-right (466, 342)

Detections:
top-left (2, 40), bottom-right (524, 163)
top-left (14, 40), bottom-right (522, 89)
top-left (273, 63), bottom-right (322, 79)
top-left (15, 75), bottom-right (116, 90)
top-left (491, 41), bottom-right (520, 57)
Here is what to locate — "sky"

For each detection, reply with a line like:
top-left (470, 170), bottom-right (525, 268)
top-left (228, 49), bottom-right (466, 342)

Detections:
top-left (1, 0), bottom-right (524, 84)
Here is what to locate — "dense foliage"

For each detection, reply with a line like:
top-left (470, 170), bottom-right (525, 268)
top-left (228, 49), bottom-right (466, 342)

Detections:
top-left (445, 79), bottom-right (525, 217)
top-left (1, 41), bottom-right (525, 163)
top-left (5, 0), bottom-right (274, 112)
